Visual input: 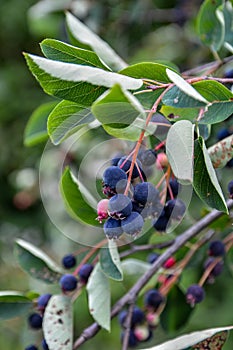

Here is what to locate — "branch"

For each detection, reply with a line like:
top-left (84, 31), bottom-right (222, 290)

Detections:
top-left (73, 200), bottom-right (233, 349)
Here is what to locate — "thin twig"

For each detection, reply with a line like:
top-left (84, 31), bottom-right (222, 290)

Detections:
top-left (121, 302), bottom-right (135, 350)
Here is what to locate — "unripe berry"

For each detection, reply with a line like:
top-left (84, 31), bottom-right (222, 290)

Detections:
top-left (208, 240), bottom-right (225, 257)
top-left (97, 199), bottom-right (109, 222)
top-left (59, 274), bottom-right (78, 292)
top-left (62, 254), bottom-right (77, 269)
top-left (78, 263), bottom-right (94, 284)
top-left (28, 313), bottom-right (43, 329)
top-left (134, 325), bottom-right (152, 342)
top-left (186, 284), bottom-right (205, 307)
top-left (163, 256), bottom-right (176, 269)
top-left (155, 153), bottom-right (168, 170)
top-left (146, 311), bottom-right (159, 328)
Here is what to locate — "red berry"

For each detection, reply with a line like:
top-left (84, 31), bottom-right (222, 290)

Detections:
top-left (163, 257), bottom-right (176, 269)
top-left (97, 199), bottom-right (109, 222)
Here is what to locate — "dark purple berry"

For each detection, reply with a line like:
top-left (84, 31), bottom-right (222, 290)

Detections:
top-left (168, 178), bottom-right (179, 198)
top-left (104, 217), bottom-right (123, 239)
top-left (28, 313), bottom-right (43, 329)
top-left (59, 274), bottom-right (78, 292)
top-left (78, 263), bottom-right (94, 283)
top-left (133, 182), bottom-right (159, 206)
top-left (139, 149), bottom-right (157, 166)
top-left (121, 330), bottom-right (138, 347)
top-left (224, 68), bottom-right (233, 78)
top-left (119, 306), bottom-right (145, 328)
top-left (152, 211), bottom-right (169, 231)
top-left (228, 180), bottom-right (233, 198)
top-left (121, 212), bottom-right (144, 236)
top-left (25, 346), bottom-right (38, 350)
top-left (117, 156), bottom-right (143, 179)
top-left (164, 198), bottom-right (186, 220)
top-left (41, 339), bottom-right (49, 350)
top-left (62, 254), bottom-right (77, 269)
top-left (209, 240), bottom-right (225, 257)
top-left (151, 113), bottom-right (171, 136)
top-left (147, 252), bottom-right (160, 264)
top-left (108, 194), bottom-right (132, 218)
top-left (144, 289), bottom-right (164, 310)
top-left (186, 284), bottom-right (205, 306)
top-left (111, 153), bottom-right (123, 166)
top-left (226, 158), bottom-right (233, 167)
top-left (37, 293), bottom-right (52, 311)
top-left (102, 166), bottom-right (127, 196)
top-left (216, 128), bottom-right (230, 141)
top-left (204, 257), bottom-right (224, 279)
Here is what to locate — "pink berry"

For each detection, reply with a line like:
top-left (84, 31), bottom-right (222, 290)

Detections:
top-left (156, 153), bottom-right (168, 170)
top-left (163, 256), bottom-right (176, 269)
top-left (134, 325), bottom-right (150, 341)
top-left (97, 199), bottom-right (109, 222)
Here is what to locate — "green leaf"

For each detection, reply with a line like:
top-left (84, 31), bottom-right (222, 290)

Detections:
top-left (120, 62), bottom-right (176, 83)
top-left (100, 240), bottom-right (123, 281)
top-left (166, 69), bottom-right (208, 103)
top-left (162, 86), bottom-right (206, 109)
top-left (193, 137), bottom-right (228, 213)
top-left (92, 84), bottom-right (146, 127)
top-left (66, 12), bottom-right (127, 71)
top-left (208, 135), bottom-right (233, 168)
top-left (15, 239), bottom-right (63, 284)
top-left (135, 88), bottom-right (165, 110)
top-left (140, 326), bottom-right (233, 350)
top-left (221, 1), bottom-right (233, 51)
top-left (0, 291), bottom-right (32, 319)
top-left (43, 295), bottom-right (73, 350)
top-left (40, 39), bottom-right (110, 70)
top-left (166, 120), bottom-right (194, 184)
top-left (121, 258), bottom-right (151, 275)
top-left (48, 100), bottom-right (95, 145)
top-left (196, 0), bottom-right (225, 52)
top-left (193, 80), bottom-right (233, 101)
top-left (24, 102), bottom-right (57, 146)
top-left (199, 101), bottom-right (233, 124)
top-left (161, 105), bottom-right (199, 121)
top-left (160, 285), bottom-right (193, 332)
top-left (87, 262), bottom-right (111, 331)
top-left (60, 167), bottom-right (100, 226)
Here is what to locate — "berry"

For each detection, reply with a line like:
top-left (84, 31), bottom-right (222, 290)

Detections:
top-left (62, 254), bottom-right (77, 269)
top-left (117, 156), bottom-right (143, 179)
top-left (155, 152), bottom-right (168, 170)
top-left (111, 153), bottom-right (123, 166)
top-left (164, 198), bottom-right (186, 220)
top-left (168, 178), bottom-right (179, 198)
top-left (28, 313), bottom-right (43, 329)
top-left (108, 194), bottom-right (132, 218)
top-left (228, 180), bottom-right (233, 198)
top-left (121, 212), bottom-right (144, 236)
top-left (146, 312), bottom-right (159, 328)
top-left (59, 274), bottom-right (78, 292)
top-left (186, 284), bottom-right (205, 307)
top-left (102, 166), bottom-right (127, 196)
top-left (147, 252), bottom-right (160, 264)
top-left (133, 182), bottom-right (159, 206)
top-left (216, 128), bottom-right (230, 141)
top-left (144, 289), bottom-right (164, 311)
top-left (151, 113), bottom-right (171, 136)
top-left (134, 325), bottom-right (153, 342)
top-left (226, 158), bottom-right (233, 168)
top-left (104, 217), bottom-right (123, 239)
top-left (224, 68), bottom-right (233, 78)
top-left (41, 339), bottom-right (49, 350)
top-left (97, 199), bottom-right (109, 222)
top-left (139, 149), bottom-right (157, 166)
top-left (163, 256), bottom-right (176, 269)
top-left (208, 240), bottom-right (225, 257)
top-left (78, 263), bottom-right (94, 283)
top-left (121, 330), bottom-right (138, 347)
top-left (119, 306), bottom-right (145, 328)
top-left (25, 346), bottom-right (38, 350)
top-left (203, 257), bottom-right (224, 280)
top-left (152, 211), bottom-right (169, 231)
top-left (37, 293), bottom-right (52, 311)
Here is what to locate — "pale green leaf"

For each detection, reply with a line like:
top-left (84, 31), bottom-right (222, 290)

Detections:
top-left (0, 291), bottom-right (32, 319)
top-left (208, 135), bottom-right (233, 168)
top-left (100, 240), bottom-right (123, 281)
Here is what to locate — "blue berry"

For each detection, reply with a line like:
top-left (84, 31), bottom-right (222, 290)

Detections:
top-left (41, 339), bottom-right (49, 350)
top-left (37, 293), bottom-right (52, 311)
top-left (118, 309), bottom-right (128, 327)
top-left (117, 156), bottom-right (143, 179)
top-left (228, 180), bottom-right (233, 198)
top-left (204, 257), bottom-right (224, 278)
top-left (102, 166), bottom-right (127, 196)
top-left (109, 194), bottom-right (132, 218)
top-left (133, 182), bottom-right (159, 206)
top-left (186, 284), bottom-right (205, 306)
top-left (59, 274), bottom-right (78, 292)
top-left (144, 289), bottom-right (164, 310)
top-left (25, 346), bottom-right (38, 350)
top-left (104, 217), bottom-right (123, 239)
top-left (226, 158), bottom-right (233, 168)
top-left (119, 306), bottom-right (145, 328)
top-left (209, 240), bottom-right (225, 257)
top-left (216, 128), bottom-right (230, 141)
top-left (139, 149), bottom-right (157, 166)
top-left (121, 212), bottom-right (144, 236)
top-left (121, 330), bottom-right (138, 347)
top-left (62, 254), bottom-right (77, 269)
top-left (147, 252), bottom-right (160, 264)
top-left (78, 263), bottom-right (94, 283)
top-left (152, 211), bottom-right (169, 231)
top-left (151, 113), bottom-right (171, 136)
top-left (111, 153), bottom-right (123, 166)
top-left (164, 198), bottom-right (186, 220)
top-left (168, 178), bottom-right (179, 198)
top-left (224, 68), bottom-right (233, 78)
top-left (28, 313), bottom-right (43, 329)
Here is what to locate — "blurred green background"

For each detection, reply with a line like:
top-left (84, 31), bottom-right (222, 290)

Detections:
top-left (0, 0), bottom-right (232, 349)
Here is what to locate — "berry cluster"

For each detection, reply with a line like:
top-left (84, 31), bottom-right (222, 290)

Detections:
top-left (97, 150), bottom-right (186, 239)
